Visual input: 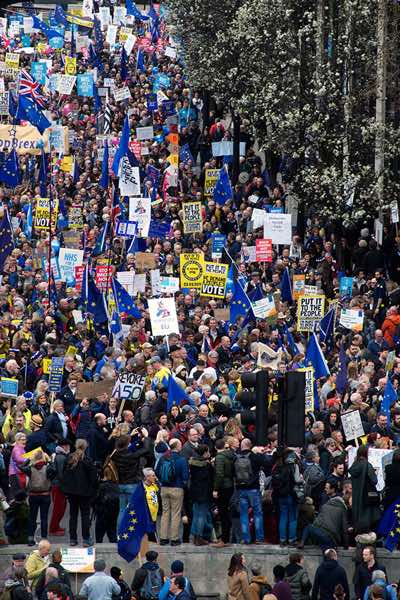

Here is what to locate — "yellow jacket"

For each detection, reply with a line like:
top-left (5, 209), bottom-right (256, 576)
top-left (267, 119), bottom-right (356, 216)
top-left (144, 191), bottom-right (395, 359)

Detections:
top-left (25, 550), bottom-right (48, 588)
top-left (2, 409), bottom-right (32, 439)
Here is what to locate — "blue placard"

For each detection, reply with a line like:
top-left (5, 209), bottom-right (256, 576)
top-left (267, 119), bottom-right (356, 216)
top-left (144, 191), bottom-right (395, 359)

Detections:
top-left (146, 93), bottom-right (158, 112)
top-left (77, 74), bottom-right (94, 97)
top-left (49, 36), bottom-right (64, 49)
top-left (211, 234), bottom-right (226, 258)
top-left (339, 276), bottom-right (353, 299)
top-left (48, 357), bottom-right (65, 392)
top-left (31, 62), bottom-right (47, 85)
top-left (1, 378), bottom-right (18, 397)
top-left (21, 34), bottom-right (31, 48)
top-left (269, 207), bottom-right (284, 213)
top-left (115, 221), bottom-right (138, 238)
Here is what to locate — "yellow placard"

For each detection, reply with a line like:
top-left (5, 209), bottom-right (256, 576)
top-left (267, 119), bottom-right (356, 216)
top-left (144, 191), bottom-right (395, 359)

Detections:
top-left (204, 169), bottom-right (219, 197)
top-left (36, 43), bottom-right (47, 55)
top-left (119, 27), bottom-right (132, 42)
top-left (66, 12), bottom-right (93, 27)
top-left (180, 253), bottom-right (204, 290)
top-left (42, 358), bottom-right (52, 374)
top-left (34, 197), bottom-right (59, 231)
top-left (22, 447), bottom-right (43, 460)
top-left (297, 295), bottom-right (325, 332)
top-left (200, 261), bottom-right (228, 298)
top-left (66, 345), bottom-right (77, 355)
top-left (0, 125), bottom-right (44, 155)
top-left (169, 154), bottom-right (179, 167)
top-left (59, 156), bottom-right (74, 173)
top-left (5, 53), bottom-right (19, 69)
top-left (64, 56), bottom-right (77, 76)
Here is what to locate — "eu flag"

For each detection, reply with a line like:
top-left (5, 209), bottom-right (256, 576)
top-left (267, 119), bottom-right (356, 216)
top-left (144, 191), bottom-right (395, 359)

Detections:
top-left (100, 141), bottom-right (109, 189)
top-left (112, 115), bottom-right (130, 175)
top-left (336, 342), bottom-right (348, 395)
top-left (112, 277), bottom-right (141, 318)
top-left (24, 203), bottom-right (33, 240)
top-left (0, 212), bottom-right (14, 271)
top-left (92, 222), bottom-right (109, 256)
top-left (305, 332), bottom-right (330, 380)
top-left (179, 143), bottom-right (194, 165)
top-left (230, 279), bottom-right (251, 325)
top-left (283, 324), bottom-right (299, 356)
top-left (319, 308), bottom-right (335, 350)
top-left (126, 0), bottom-right (150, 20)
top-left (280, 267), bottom-right (293, 304)
top-left (0, 150), bottom-right (21, 187)
top-left (167, 375), bottom-right (190, 411)
top-left (93, 15), bottom-right (104, 52)
top-left (213, 166), bottom-right (232, 206)
top-left (136, 49), bottom-right (146, 74)
top-left (121, 46), bottom-right (128, 82)
top-left (378, 501), bottom-right (400, 552)
top-left (54, 6), bottom-right (69, 27)
top-left (32, 15), bottom-right (63, 39)
top-left (80, 267), bottom-right (108, 324)
top-left (39, 149), bottom-right (48, 197)
top-left (381, 378), bottom-right (397, 420)
top-left (17, 95), bottom-right (51, 134)
top-left (118, 482), bottom-right (153, 562)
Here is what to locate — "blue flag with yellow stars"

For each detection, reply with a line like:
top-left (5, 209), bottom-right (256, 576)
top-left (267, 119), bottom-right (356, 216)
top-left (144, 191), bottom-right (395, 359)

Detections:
top-left (16, 95), bottom-right (51, 135)
top-left (378, 500), bottom-right (400, 552)
top-left (0, 212), bottom-right (14, 271)
top-left (0, 150), bottom-right (21, 187)
top-left (229, 278), bottom-right (251, 325)
top-left (213, 166), bottom-right (232, 206)
top-left (80, 266), bottom-right (108, 324)
top-left (118, 482), bottom-right (153, 562)
top-left (111, 277), bottom-right (141, 318)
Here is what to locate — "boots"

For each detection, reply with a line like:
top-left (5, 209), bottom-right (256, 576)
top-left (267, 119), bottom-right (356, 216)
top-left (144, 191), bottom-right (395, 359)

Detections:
top-left (193, 535), bottom-right (208, 546)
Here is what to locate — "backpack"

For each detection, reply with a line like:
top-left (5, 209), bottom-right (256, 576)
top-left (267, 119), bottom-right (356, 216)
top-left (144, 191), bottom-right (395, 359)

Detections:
top-left (28, 465), bottom-right (51, 493)
top-left (140, 568), bottom-right (163, 600)
top-left (103, 451), bottom-right (119, 484)
top-left (258, 584), bottom-right (270, 600)
top-left (155, 456), bottom-right (176, 485)
top-left (234, 454), bottom-right (253, 486)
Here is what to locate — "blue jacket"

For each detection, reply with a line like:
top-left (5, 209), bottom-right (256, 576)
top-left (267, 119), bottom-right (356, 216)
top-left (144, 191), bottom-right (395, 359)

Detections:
top-left (159, 577), bottom-right (195, 600)
top-left (157, 451), bottom-right (189, 488)
top-left (363, 581), bottom-right (396, 600)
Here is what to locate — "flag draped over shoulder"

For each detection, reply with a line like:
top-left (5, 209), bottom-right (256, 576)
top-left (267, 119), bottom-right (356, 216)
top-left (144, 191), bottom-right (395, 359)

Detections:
top-left (118, 482), bottom-right (153, 562)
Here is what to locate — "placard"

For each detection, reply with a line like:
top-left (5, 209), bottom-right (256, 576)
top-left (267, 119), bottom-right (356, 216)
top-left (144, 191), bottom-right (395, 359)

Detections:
top-left (34, 197), bottom-right (59, 230)
top-left (0, 92), bottom-right (9, 116)
top-left (148, 297), bottom-right (179, 337)
top-left (183, 201), bottom-right (202, 234)
top-left (150, 269), bottom-right (161, 296)
top-left (293, 275), bottom-right (305, 300)
top-left (112, 372), bottom-right (146, 402)
top-left (391, 201), bottom-right (399, 224)
top-left (341, 410), bottom-right (364, 441)
top-left (74, 265), bottom-right (85, 292)
top-left (48, 357), bottom-right (64, 392)
top-left (256, 239), bottom-right (273, 262)
top-left (135, 252), bottom-right (157, 272)
top-left (200, 262), bottom-right (228, 298)
top-left (5, 52), bottom-right (19, 69)
top-left (297, 295), bottom-right (325, 332)
top-left (263, 213), bottom-right (292, 245)
top-left (114, 87), bottom-right (131, 102)
top-left (160, 277), bottom-right (180, 294)
top-left (117, 271), bottom-right (135, 296)
top-left (204, 169), bottom-right (219, 197)
top-left (119, 158), bottom-right (140, 197)
top-left (68, 206), bottom-right (83, 229)
top-left (115, 221), bottom-right (137, 238)
top-left (95, 265), bottom-right (113, 292)
top-left (61, 548), bottom-right (95, 574)
top-left (58, 248), bottom-right (84, 284)
top-left (76, 381), bottom-right (114, 400)
top-left (180, 253), bottom-right (204, 289)
top-left (56, 74), bottom-right (76, 95)
top-left (1, 378), bottom-right (18, 398)
top-left (211, 234), bottom-right (226, 259)
top-left (128, 197), bottom-right (151, 237)
top-left (136, 126), bottom-right (154, 141)
top-left (339, 276), bottom-right (353, 299)
top-left (297, 367), bottom-right (314, 412)
top-left (339, 308), bottom-right (364, 332)
top-left (252, 296), bottom-right (277, 319)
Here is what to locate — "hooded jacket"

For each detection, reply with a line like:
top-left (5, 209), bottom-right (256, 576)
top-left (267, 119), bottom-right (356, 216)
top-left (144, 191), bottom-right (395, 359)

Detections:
top-left (249, 576), bottom-right (270, 600)
top-left (284, 564), bottom-right (311, 600)
top-left (311, 559), bottom-right (349, 600)
top-left (312, 496), bottom-right (349, 547)
top-left (189, 455), bottom-right (213, 503)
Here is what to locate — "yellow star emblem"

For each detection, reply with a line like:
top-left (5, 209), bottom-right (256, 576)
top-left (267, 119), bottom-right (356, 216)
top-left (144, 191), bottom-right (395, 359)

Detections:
top-left (128, 526), bottom-right (135, 531)
top-left (122, 533), bottom-right (128, 539)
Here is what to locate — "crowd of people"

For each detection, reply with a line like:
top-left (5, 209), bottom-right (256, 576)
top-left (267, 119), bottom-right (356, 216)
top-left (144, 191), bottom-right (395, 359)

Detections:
top-left (0, 0), bottom-right (399, 589)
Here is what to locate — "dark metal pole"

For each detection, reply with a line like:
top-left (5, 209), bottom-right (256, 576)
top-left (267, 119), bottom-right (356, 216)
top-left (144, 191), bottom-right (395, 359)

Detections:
top-left (232, 110), bottom-right (241, 185)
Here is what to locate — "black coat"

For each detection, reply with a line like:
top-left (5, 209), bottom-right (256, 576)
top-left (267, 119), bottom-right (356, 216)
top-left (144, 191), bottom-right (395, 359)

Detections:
top-left (26, 430), bottom-right (47, 453)
top-left (311, 560), bottom-right (349, 600)
top-left (88, 423), bottom-right (112, 464)
top-left (188, 456), bottom-right (213, 503)
top-left (384, 462), bottom-right (400, 508)
top-left (354, 561), bottom-right (386, 599)
top-left (44, 413), bottom-right (67, 444)
top-left (57, 386), bottom-right (78, 415)
top-left (60, 456), bottom-right (98, 498)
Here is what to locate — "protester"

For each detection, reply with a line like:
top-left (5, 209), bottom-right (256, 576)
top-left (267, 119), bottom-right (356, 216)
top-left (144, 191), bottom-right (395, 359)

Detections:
top-left (227, 554), bottom-right (252, 600)
top-left (79, 559), bottom-right (120, 600)
top-left (131, 550), bottom-right (165, 600)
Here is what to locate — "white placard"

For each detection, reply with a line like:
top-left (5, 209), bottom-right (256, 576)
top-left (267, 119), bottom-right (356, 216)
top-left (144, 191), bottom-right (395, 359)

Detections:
top-left (241, 246), bottom-right (257, 263)
top-left (160, 276), bottom-right (180, 293)
top-left (264, 214), bottom-right (292, 244)
top-left (339, 308), bottom-right (364, 332)
top-left (104, 78), bottom-right (115, 88)
top-left (151, 269), bottom-right (161, 296)
top-left (58, 248), bottom-right (84, 283)
top-left (56, 75), bottom-right (76, 95)
top-left (106, 25), bottom-right (118, 46)
top-left (136, 126), bottom-right (154, 141)
top-left (148, 297), bottom-right (179, 337)
top-left (117, 271), bottom-right (135, 296)
top-left (348, 446), bottom-right (392, 492)
top-left (112, 371), bottom-right (145, 402)
top-left (99, 7), bottom-right (111, 26)
top-left (252, 296), bottom-right (277, 319)
top-left (118, 158), bottom-right (141, 197)
top-left (165, 46), bottom-right (177, 59)
top-left (124, 34), bottom-right (137, 55)
top-left (61, 547), bottom-right (95, 574)
top-left (129, 197), bottom-right (151, 237)
top-left (251, 208), bottom-right (266, 230)
top-left (133, 273), bottom-right (146, 295)
top-left (391, 201), bottom-right (399, 224)
top-left (341, 410), bottom-right (364, 441)
top-left (23, 17), bottom-right (33, 33)
top-left (374, 218), bottom-right (383, 245)
top-left (114, 87), bottom-right (131, 102)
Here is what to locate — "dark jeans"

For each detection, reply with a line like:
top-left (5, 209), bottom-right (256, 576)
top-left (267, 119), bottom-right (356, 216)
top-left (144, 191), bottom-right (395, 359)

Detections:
top-left (68, 495), bottom-right (92, 543)
top-left (302, 524), bottom-right (335, 550)
top-left (217, 488), bottom-right (233, 543)
top-left (95, 514), bottom-right (117, 543)
top-left (28, 494), bottom-right (51, 538)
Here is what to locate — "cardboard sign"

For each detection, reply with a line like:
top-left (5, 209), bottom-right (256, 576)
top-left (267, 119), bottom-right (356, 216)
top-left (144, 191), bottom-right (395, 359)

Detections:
top-left (339, 308), bottom-right (364, 332)
top-left (341, 410), bottom-right (364, 441)
top-left (293, 275), bottom-right (305, 300)
top-left (297, 295), bottom-right (325, 332)
top-left (76, 381), bottom-right (114, 400)
top-left (183, 201), bottom-right (202, 233)
top-left (256, 239), bottom-right (273, 262)
top-left (180, 253), bottom-right (204, 289)
top-left (204, 169), bottom-right (219, 197)
top-left (148, 297), bottom-right (179, 337)
top-left (0, 92), bottom-right (9, 116)
top-left (112, 372), bottom-right (146, 402)
top-left (213, 308), bottom-right (230, 322)
top-left (200, 262), bottom-right (228, 298)
top-left (135, 252), bottom-right (157, 272)
top-left (263, 214), bottom-right (292, 245)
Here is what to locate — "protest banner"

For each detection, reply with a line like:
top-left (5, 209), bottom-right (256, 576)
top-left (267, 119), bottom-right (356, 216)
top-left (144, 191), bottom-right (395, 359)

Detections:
top-left (160, 277), bottom-right (180, 294)
top-left (74, 265), bottom-right (85, 292)
top-left (0, 92), bottom-right (8, 116)
top-left (263, 214), bottom-right (292, 245)
top-left (148, 297), bottom-right (179, 337)
top-left (136, 126), bottom-right (154, 141)
top-left (204, 169), bottom-right (219, 196)
top-left (180, 253), bottom-right (204, 289)
top-left (128, 197), bottom-right (151, 237)
top-left (95, 265), bottom-right (113, 292)
top-left (58, 248), bottom-right (84, 284)
top-left (34, 197), bottom-right (59, 230)
top-left (119, 158), bottom-right (140, 197)
top-left (135, 252), bottom-right (157, 272)
top-left (182, 202), bottom-right (202, 233)
top-left (252, 296), bottom-right (277, 319)
top-left (0, 125), bottom-right (43, 154)
top-left (211, 234), bottom-right (226, 259)
top-left (60, 548), bottom-right (95, 574)
top-left (200, 262), bottom-right (228, 298)
top-left (339, 276), bottom-right (353, 299)
top-left (48, 357), bottom-right (64, 392)
top-left (341, 410), bottom-right (364, 441)
top-left (112, 371), bottom-right (146, 402)
top-left (113, 87), bottom-right (131, 102)
top-left (293, 274), bottom-right (305, 300)
top-left (1, 378), bottom-right (18, 398)
top-left (256, 239), bottom-right (273, 262)
top-left (297, 295), bottom-right (325, 332)
top-left (76, 381), bottom-right (114, 400)
top-left (297, 367), bottom-right (314, 412)
top-left (339, 308), bottom-right (364, 332)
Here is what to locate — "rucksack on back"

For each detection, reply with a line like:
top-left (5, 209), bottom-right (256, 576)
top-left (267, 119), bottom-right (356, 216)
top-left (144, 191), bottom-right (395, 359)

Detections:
top-left (234, 454), bottom-right (253, 486)
top-left (140, 568), bottom-right (162, 600)
top-left (156, 456), bottom-right (175, 485)
top-left (28, 466), bottom-right (51, 493)
top-left (103, 452), bottom-right (119, 484)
